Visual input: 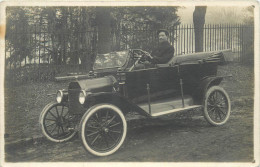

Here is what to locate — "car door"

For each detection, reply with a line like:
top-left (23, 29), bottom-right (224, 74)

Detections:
top-left (124, 69), bottom-right (152, 101)
top-left (149, 66), bottom-right (180, 96)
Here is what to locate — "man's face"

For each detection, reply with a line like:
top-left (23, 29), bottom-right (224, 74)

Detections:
top-left (158, 32), bottom-right (168, 43)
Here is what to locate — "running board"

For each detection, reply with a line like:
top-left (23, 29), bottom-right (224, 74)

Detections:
top-left (151, 105), bottom-right (202, 117)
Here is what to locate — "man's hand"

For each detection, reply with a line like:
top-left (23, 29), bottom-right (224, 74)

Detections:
top-left (142, 51), bottom-right (153, 60)
top-left (143, 60), bottom-right (151, 65)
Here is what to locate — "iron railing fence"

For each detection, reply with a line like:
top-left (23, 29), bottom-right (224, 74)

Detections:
top-left (5, 23), bottom-right (254, 84)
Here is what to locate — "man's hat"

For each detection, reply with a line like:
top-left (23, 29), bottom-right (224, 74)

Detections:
top-left (157, 29), bottom-right (169, 36)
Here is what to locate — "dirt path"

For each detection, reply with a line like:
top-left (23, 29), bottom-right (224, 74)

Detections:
top-left (5, 105), bottom-right (253, 162)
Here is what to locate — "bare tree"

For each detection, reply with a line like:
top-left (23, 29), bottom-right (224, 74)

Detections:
top-left (193, 6), bottom-right (207, 52)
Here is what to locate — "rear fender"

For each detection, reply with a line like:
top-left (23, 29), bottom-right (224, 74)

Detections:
top-left (192, 76), bottom-right (223, 104)
top-left (83, 92), bottom-right (149, 117)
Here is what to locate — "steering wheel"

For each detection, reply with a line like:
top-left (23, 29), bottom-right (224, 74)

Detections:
top-left (129, 49), bottom-right (153, 71)
top-left (134, 50), bottom-right (153, 62)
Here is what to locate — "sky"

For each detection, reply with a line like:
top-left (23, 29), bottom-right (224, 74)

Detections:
top-left (177, 6), bottom-right (253, 24)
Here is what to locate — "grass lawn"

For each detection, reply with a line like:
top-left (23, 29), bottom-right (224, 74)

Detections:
top-left (4, 62), bottom-right (254, 143)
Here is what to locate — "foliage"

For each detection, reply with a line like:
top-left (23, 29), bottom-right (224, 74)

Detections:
top-left (242, 6), bottom-right (254, 64)
top-left (6, 7), bottom-right (97, 68)
top-left (5, 6), bottom-right (180, 84)
top-left (6, 7), bottom-right (33, 68)
top-left (111, 7), bottom-right (180, 29)
top-left (111, 7), bottom-right (180, 51)
top-left (206, 7), bottom-right (247, 24)
top-left (5, 6), bottom-right (180, 68)
top-left (242, 6), bottom-right (254, 25)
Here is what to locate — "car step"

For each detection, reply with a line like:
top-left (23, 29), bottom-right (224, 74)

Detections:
top-left (150, 105), bottom-right (202, 117)
top-left (137, 96), bottom-right (202, 117)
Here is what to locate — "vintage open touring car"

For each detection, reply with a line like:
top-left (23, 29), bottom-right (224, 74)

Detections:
top-left (39, 49), bottom-right (231, 156)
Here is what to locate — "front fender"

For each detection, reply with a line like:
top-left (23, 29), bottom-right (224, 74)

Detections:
top-left (192, 76), bottom-right (223, 104)
top-left (83, 92), bottom-right (149, 117)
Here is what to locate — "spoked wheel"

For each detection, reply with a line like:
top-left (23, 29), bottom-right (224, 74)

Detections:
top-left (39, 102), bottom-right (77, 142)
top-left (203, 86), bottom-right (231, 126)
top-left (79, 104), bottom-right (127, 156)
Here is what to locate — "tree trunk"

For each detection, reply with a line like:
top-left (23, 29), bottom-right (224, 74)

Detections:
top-left (193, 6), bottom-right (207, 52)
top-left (96, 7), bottom-right (112, 54)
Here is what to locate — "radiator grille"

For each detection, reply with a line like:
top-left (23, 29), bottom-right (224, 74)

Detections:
top-left (68, 88), bottom-right (84, 114)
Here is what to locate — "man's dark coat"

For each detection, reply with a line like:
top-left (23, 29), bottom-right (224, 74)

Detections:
top-left (151, 41), bottom-right (174, 64)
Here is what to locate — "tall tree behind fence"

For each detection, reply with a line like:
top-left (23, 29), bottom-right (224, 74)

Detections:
top-left (5, 23), bottom-right (254, 84)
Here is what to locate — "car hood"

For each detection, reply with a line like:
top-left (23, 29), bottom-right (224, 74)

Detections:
top-left (68, 75), bottom-right (117, 93)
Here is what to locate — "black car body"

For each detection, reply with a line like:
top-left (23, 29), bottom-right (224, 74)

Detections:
top-left (39, 49), bottom-right (231, 156)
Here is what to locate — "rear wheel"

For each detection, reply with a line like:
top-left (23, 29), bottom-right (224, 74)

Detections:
top-left (203, 86), bottom-right (231, 126)
top-left (39, 102), bottom-right (77, 142)
top-left (79, 104), bottom-right (127, 156)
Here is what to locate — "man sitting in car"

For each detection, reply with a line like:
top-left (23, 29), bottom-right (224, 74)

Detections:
top-left (149, 29), bottom-right (175, 64)
top-left (134, 29), bottom-right (174, 70)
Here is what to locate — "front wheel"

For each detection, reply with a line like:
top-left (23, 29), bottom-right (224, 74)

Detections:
top-left (203, 86), bottom-right (231, 126)
top-left (79, 104), bottom-right (127, 156)
top-left (39, 102), bottom-right (77, 142)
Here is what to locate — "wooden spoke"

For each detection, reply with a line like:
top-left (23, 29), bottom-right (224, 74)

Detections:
top-left (87, 131), bottom-right (100, 137)
top-left (107, 133), bottom-right (116, 142)
top-left (214, 91), bottom-right (218, 102)
top-left (218, 107), bottom-right (227, 116)
top-left (91, 134), bottom-right (101, 146)
top-left (102, 134), bottom-right (109, 148)
top-left (109, 130), bottom-right (121, 134)
top-left (95, 112), bottom-right (99, 122)
top-left (64, 110), bottom-right (69, 118)
top-left (208, 107), bottom-right (215, 113)
top-left (208, 96), bottom-right (215, 104)
top-left (216, 92), bottom-right (224, 104)
top-left (55, 106), bottom-right (60, 117)
top-left (57, 126), bottom-right (61, 135)
top-left (50, 125), bottom-right (57, 134)
top-left (217, 110), bottom-right (222, 120)
top-left (107, 115), bottom-right (116, 125)
top-left (217, 98), bottom-right (226, 106)
top-left (208, 108), bottom-right (215, 118)
top-left (45, 118), bottom-right (56, 121)
top-left (90, 117), bottom-right (100, 125)
top-left (207, 103), bottom-right (214, 107)
top-left (87, 125), bottom-right (99, 129)
top-left (214, 111), bottom-right (218, 120)
top-left (85, 128), bottom-right (98, 133)
top-left (46, 122), bottom-right (56, 127)
top-left (218, 105), bottom-right (227, 109)
top-left (60, 125), bottom-right (65, 134)
top-left (109, 122), bottom-right (121, 128)
top-left (48, 111), bottom-right (57, 119)
top-left (60, 105), bottom-right (64, 116)
top-left (105, 111), bottom-right (109, 121)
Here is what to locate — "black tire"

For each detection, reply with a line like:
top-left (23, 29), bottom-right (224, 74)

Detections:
top-left (203, 86), bottom-right (231, 126)
top-left (79, 104), bottom-right (127, 156)
top-left (39, 102), bottom-right (77, 142)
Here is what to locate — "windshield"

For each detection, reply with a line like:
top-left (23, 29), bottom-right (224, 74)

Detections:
top-left (93, 51), bottom-right (129, 69)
